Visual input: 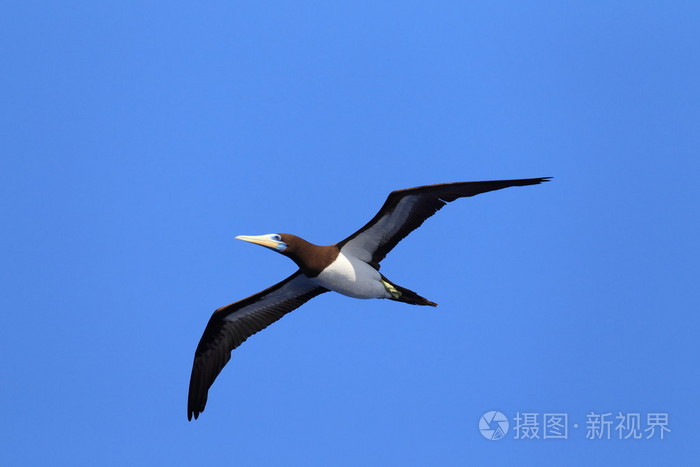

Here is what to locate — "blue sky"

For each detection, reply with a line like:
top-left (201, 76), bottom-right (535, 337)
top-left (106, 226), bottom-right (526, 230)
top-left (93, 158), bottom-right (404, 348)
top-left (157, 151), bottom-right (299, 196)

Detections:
top-left (1, 1), bottom-right (699, 465)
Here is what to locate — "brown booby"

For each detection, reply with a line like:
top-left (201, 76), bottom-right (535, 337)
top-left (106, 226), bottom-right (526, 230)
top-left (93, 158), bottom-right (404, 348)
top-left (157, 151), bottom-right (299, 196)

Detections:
top-left (188, 177), bottom-right (550, 420)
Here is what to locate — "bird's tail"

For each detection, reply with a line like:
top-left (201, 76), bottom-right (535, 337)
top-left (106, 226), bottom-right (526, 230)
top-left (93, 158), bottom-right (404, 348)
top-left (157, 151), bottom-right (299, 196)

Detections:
top-left (381, 276), bottom-right (438, 307)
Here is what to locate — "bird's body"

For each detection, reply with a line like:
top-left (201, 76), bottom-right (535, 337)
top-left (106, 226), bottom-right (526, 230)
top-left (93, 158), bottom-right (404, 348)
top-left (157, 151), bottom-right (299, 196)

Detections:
top-left (314, 250), bottom-right (390, 299)
top-left (188, 177), bottom-right (550, 420)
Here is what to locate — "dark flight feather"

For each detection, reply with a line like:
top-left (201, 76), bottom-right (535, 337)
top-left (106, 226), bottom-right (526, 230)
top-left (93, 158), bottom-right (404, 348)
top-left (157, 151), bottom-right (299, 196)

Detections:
top-left (188, 271), bottom-right (327, 420)
top-left (337, 178), bottom-right (551, 266)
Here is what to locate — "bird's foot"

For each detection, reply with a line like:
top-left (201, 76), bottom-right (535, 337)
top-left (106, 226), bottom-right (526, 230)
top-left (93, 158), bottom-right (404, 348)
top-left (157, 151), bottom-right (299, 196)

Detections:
top-left (381, 279), bottom-right (402, 299)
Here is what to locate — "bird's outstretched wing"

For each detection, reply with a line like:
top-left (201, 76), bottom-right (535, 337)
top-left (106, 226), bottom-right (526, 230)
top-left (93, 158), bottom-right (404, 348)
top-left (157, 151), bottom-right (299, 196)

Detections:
top-left (188, 271), bottom-right (327, 420)
top-left (337, 178), bottom-right (550, 267)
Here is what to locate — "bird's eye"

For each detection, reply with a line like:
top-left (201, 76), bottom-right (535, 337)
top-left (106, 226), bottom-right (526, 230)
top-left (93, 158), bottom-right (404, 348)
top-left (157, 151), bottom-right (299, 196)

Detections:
top-left (272, 234), bottom-right (281, 242)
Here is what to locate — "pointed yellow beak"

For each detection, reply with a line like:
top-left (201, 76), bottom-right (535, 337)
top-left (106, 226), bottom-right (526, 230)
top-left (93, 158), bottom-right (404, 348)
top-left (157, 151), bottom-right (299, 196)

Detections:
top-left (235, 234), bottom-right (287, 252)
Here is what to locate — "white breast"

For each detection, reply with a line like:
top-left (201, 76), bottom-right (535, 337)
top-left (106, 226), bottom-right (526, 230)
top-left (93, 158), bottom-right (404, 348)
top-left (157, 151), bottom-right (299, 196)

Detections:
top-left (314, 252), bottom-right (390, 299)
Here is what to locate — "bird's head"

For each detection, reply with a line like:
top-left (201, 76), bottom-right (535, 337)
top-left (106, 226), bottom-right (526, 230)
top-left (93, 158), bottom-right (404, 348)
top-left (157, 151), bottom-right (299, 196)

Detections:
top-left (235, 233), bottom-right (289, 253)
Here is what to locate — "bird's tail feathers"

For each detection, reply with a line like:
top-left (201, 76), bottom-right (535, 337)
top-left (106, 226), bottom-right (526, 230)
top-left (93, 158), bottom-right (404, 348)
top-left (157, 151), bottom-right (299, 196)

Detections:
top-left (381, 276), bottom-right (438, 307)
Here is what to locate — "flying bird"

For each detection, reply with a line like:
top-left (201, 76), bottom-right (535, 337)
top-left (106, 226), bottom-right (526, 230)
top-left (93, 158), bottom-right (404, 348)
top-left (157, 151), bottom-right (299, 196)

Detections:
top-left (188, 177), bottom-right (550, 420)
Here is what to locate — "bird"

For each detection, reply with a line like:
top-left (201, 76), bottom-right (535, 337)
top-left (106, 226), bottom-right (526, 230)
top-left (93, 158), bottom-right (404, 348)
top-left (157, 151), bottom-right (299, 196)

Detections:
top-left (187, 177), bottom-right (550, 420)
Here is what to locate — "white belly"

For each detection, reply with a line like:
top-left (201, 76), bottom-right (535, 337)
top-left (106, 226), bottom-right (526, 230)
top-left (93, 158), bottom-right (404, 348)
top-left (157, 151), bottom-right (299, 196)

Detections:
top-left (314, 253), bottom-right (390, 299)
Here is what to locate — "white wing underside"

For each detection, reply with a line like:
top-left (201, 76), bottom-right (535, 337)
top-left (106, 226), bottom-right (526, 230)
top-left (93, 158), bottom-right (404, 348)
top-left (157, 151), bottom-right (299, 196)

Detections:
top-left (340, 195), bottom-right (420, 261)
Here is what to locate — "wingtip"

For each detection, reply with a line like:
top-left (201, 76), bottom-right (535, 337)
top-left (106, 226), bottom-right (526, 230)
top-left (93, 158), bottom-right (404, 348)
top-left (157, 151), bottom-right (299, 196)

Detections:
top-left (508, 176), bottom-right (553, 187)
top-left (523, 176), bottom-right (552, 187)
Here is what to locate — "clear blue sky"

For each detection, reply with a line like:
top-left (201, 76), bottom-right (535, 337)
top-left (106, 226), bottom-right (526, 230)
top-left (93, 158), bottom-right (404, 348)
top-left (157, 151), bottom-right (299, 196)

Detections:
top-left (1, 2), bottom-right (698, 465)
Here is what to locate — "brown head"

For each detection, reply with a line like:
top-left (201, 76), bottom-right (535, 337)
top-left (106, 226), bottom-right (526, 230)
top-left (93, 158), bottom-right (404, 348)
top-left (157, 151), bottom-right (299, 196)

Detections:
top-left (235, 233), bottom-right (339, 277)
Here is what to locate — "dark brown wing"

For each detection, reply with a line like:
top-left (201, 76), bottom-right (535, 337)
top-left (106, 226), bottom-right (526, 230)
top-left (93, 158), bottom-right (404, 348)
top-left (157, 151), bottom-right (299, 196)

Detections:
top-left (337, 178), bottom-right (550, 266)
top-left (188, 271), bottom-right (327, 420)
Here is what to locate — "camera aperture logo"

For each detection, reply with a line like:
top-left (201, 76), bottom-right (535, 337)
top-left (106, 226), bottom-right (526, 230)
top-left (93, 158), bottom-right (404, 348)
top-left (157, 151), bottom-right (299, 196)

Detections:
top-left (480, 411), bottom-right (509, 440)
